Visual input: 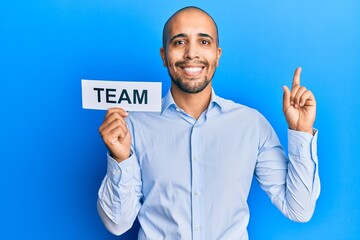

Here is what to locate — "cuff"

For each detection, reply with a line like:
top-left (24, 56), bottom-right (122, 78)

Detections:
top-left (288, 128), bottom-right (318, 159)
top-left (107, 153), bottom-right (138, 186)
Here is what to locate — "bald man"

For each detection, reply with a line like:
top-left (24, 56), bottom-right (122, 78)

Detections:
top-left (97, 6), bottom-right (320, 239)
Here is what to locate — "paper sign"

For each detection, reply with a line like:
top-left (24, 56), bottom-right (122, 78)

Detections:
top-left (81, 80), bottom-right (162, 111)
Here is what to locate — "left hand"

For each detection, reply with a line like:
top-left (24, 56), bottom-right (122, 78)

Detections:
top-left (283, 67), bottom-right (316, 135)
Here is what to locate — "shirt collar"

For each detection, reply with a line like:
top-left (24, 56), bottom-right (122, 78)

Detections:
top-left (161, 89), bottom-right (176, 114)
top-left (161, 88), bottom-right (225, 115)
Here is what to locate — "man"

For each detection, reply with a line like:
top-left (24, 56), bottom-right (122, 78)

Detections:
top-left (97, 6), bottom-right (320, 240)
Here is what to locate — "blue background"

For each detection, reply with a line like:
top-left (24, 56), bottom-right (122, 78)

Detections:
top-left (1, 0), bottom-right (359, 239)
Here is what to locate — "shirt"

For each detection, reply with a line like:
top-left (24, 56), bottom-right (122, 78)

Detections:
top-left (97, 89), bottom-right (320, 240)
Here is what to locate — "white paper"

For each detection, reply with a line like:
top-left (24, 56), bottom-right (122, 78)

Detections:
top-left (81, 80), bottom-right (162, 111)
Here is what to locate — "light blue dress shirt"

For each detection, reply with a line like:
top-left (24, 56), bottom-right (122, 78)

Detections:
top-left (97, 89), bottom-right (320, 240)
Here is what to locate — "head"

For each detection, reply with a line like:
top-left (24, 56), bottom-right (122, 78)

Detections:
top-left (160, 6), bottom-right (222, 94)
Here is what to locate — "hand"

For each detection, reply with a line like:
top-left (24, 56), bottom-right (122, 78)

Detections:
top-left (99, 108), bottom-right (131, 162)
top-left (282, 67), bottom-right (316, 135)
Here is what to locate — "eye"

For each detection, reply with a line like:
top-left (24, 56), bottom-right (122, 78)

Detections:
top-left (200, 39), bottom-right (210, 45)
top-left (174, 40), bottom-right (186, 45)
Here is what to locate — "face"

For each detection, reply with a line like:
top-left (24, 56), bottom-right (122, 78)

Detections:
top-left (160, 9), bottom-right (222, 94)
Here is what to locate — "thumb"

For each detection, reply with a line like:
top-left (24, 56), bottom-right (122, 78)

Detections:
top-left (282, 85), bottom-right (291, 111)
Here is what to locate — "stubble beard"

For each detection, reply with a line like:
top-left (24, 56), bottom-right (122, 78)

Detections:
top-left (169, 60), bottom-right (217, 94)
top-left (172, 75), bottom-right (211, 94)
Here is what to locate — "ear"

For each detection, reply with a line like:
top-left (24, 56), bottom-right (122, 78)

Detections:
top-left (216, 47), bottom-right (222, 67)
top-left (160, 48), bottom-right (168, 67)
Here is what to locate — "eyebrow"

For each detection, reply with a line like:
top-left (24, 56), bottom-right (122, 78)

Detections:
top-left (169, 33), bottom-right (215, 43)
top-left (198, 33), bottom-right (214, 42)
top-left (169, 33), bottom-right (187, 43)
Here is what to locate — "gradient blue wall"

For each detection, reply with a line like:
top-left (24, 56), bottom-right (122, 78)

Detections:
top-left (1, 1), bottom-right (359, 239)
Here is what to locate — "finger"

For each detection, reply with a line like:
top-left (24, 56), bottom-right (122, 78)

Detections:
top-left (292, 67), bottom-right (302, 88)
top-left (104, 107), bottom-right (128, 119)
top-left (290, 84), bottom-right (301, 106)
top-left (108, 125), bottom-right (129, 143)
top-left (106, 111), bottom-right (127, 126)
top-left (293, 86), bottom-right (307, 107)
top-left (102, 123), bottom-right (129, 145)
top-left (282, 85), bottom-right (291, 111)
top-left (299, 90), bottom-right (316, 107)
top-left (100, 111), bottom-right (127, 132)
top-left (100, 117), bottom-right (128, 137)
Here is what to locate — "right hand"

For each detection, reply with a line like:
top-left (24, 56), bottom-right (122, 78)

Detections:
top-left (99, 108), bottom-right (131, 163)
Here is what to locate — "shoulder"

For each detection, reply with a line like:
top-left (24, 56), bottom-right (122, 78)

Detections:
top-left (216, 95), bottom-right (262, 117)
top-left (215, 95), bottom-right (274, 129)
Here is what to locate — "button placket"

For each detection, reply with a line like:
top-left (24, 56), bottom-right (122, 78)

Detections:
top-left (190, 124), bottom-right (203, 239)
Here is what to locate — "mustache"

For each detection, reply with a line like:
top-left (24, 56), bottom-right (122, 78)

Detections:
top-left (175, 60), bottom-right (209, 68)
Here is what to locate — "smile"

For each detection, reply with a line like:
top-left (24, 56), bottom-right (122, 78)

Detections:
top-left (174, 61), bottom-right (209, 77)
top-left (178, 66), bottom-right (205, 77)
top-left (183, 67), bottom-right (203, 73)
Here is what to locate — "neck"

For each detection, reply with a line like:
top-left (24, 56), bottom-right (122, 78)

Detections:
top-left (171, 83), bottom-right (212, 120)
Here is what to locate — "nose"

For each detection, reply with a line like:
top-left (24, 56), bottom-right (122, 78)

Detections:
top-left (184, 41), bottom-right (199, 60)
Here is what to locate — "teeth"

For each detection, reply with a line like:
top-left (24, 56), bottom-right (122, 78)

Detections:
top-left (183, 67), bottom-right (202, 73)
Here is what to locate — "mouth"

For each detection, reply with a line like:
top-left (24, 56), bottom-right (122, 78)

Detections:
top-left (174, 60), bottom-right (209, 78)
top-left (175, 63), bottom-right (206, 78)
top-left (181, 66), bottom-right (203, 76)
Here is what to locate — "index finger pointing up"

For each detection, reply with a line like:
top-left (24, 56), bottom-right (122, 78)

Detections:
top-left (292, 67), bottom-right (302, 87)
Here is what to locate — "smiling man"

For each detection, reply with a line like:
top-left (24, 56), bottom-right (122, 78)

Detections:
top-left (161, 8), bottom-right (220, 94)
top-left (97, 6), bottom-right (320, 240)
top-left (159, 8), bottom-right (222, 121)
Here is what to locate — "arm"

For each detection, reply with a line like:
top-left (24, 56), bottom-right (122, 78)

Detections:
top-left (97, 108), bottom-right (142, 235)
top-left (255, 124), bottom-right (320, 222)
top-left (255, 67), bottom-right (320, 222)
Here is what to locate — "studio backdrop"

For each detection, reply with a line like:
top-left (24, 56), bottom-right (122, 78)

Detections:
top-left (1, 0), bottom-right (359, 239)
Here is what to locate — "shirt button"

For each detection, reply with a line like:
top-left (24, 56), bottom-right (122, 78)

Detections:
top-left (195, 225), bottom-right (202, 231)
top-left (193, 157), bottom-right (198, 162)
top-left (194, 191), bottom-right (200, 197)
top-left (113, 169), bottom-right (121, 175)
top-left (176, 108), bottom-right (180, 112)
top-left (301, 143), bottom-right (305, 148)
top-left (125, 167), bottom-right (130, 172)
